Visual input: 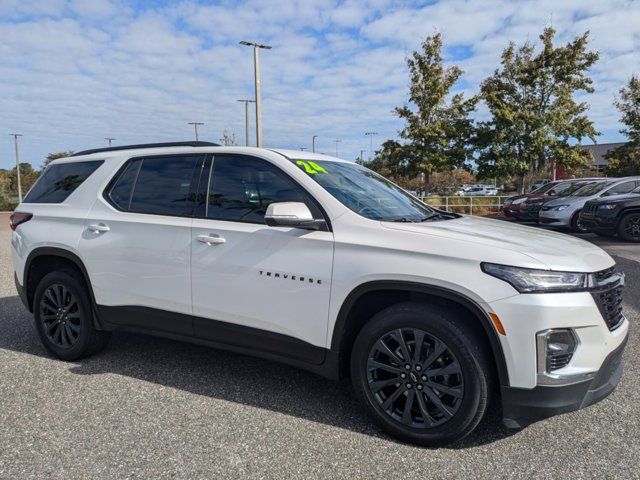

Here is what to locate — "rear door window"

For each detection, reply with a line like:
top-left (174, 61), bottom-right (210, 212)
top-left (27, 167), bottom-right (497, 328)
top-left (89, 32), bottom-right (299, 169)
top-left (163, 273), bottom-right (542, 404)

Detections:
top-left (603, 181), bottom-right (638, 197)
top-left (106, 155), bottom-right (203, 216)
top-left (23, 160), bottom-right (103, 203)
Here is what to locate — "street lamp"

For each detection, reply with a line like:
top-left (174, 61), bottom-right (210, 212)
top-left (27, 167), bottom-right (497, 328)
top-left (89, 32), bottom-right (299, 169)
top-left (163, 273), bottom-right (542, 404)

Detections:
top-left (9, 133), bottom-right (23, 202)
top-left (240, 41), bottom-right (272, 148)
top-left (312, 135), bottom-right (318, 153)
top-left (237, 99), bottom-right (256, 146)
top-left (188, 122), bottom-right (204, 141)
top-left (334, 139), bottom-right (341, 157)
top-left (105, 137), bottom-right (115, 147)
top-left (364, 132), bottom-right (378, 157)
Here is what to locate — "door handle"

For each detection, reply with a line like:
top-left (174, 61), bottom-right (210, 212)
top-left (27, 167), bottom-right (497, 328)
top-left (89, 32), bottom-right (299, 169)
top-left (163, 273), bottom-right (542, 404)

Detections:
top-left (197, 234), bottom-right (226, 245)
top-left (88, 223), bottom-right (110, 233)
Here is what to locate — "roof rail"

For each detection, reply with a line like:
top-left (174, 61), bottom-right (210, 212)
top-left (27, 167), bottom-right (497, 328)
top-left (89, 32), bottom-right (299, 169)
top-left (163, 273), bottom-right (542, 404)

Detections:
top-left (71, 141), bottom-right (220, 157)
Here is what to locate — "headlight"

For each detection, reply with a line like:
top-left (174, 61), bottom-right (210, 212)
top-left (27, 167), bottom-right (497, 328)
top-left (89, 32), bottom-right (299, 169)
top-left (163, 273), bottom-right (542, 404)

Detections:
top-left (598, 204), bottom-right (618, 210)
top-left (481, 263), bottom-right (593, 293)
top-left (548, 204), bottom-right (569, 211)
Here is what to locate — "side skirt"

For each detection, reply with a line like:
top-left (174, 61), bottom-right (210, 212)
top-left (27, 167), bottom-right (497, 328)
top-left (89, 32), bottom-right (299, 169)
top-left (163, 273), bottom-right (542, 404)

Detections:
top-left (96, 305), bottom-right (339, 380)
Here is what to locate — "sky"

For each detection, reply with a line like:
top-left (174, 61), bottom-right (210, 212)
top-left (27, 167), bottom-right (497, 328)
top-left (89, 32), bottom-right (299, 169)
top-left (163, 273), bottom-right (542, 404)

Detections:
top-left (1, 0), bottom-right (639, 169)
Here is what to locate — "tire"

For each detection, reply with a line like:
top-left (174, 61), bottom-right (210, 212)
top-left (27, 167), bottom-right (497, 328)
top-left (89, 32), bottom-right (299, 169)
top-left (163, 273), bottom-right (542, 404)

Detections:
top-left (350, 302), bottom-right (491, 447)
top-left (617, 212), bottom-right (640, 242)
top-left (570, 210), bottom-right (589, 233)
top-left (33, 270), bottom-right (111, 361)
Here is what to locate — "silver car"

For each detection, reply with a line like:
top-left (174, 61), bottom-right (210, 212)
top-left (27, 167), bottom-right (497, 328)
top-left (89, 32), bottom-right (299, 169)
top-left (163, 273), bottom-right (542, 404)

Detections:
top-left (539, 177), bottom-right (640, 232)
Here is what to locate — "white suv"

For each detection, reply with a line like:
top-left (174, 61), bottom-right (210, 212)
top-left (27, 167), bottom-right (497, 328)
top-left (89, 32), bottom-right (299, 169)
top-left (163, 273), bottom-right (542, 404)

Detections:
top-left (10, 142), bottom-right (628, 446)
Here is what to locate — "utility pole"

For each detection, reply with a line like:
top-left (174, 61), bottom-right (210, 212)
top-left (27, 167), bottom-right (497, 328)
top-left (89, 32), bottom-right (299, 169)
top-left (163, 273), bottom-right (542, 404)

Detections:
top-left (188, 122), bottom-right (204, 141)
top-left (312, 135), bottom-right (318, 153)
top-left (237, 99), bottom-right (256, 146)
top-left (9, 133), bottom-right (23, 202)
top-left (240, 41), bottom-right (272, 148)
top-left (105, 137), bottom-right (115, 147)
top-left (364, 132), bottom-right (378, 158)
top-left (334, 139), bottom-right (341, 157)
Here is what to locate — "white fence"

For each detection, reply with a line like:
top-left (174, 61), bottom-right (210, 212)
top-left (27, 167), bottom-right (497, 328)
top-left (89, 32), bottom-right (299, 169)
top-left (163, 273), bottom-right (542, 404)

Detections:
top-left (418, 195), bottom-right (511, 216)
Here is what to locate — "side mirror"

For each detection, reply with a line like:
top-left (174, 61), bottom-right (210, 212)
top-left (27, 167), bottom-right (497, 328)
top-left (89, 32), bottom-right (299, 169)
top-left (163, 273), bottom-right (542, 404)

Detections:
top-left (265, 202), bottom-right (325, 230)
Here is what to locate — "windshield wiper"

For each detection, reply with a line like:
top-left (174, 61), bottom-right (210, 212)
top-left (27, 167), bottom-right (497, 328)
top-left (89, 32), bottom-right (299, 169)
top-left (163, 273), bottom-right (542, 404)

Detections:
top-left (388, 217), bottom-right (413, 222)
top-left (419, 213), bottom-right (440, 222)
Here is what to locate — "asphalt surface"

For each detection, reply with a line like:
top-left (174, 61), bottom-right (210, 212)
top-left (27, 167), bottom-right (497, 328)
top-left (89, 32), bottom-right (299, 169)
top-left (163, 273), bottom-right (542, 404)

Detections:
top-left (0, 213), bottom-right (639, 479)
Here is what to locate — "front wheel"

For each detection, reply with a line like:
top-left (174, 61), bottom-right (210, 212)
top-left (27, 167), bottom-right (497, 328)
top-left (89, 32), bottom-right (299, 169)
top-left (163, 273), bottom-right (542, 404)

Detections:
top-left (350, 302), bottom-right (491, 447)
top-left (571, 211), bottom-right (590, 233)
top-left (617, 212), bottom-right (640, 242)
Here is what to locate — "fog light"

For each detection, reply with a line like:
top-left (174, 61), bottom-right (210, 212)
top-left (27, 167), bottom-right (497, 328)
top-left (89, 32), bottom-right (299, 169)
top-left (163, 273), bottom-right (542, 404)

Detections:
top-left (536, 329), bottom-right (578, 373)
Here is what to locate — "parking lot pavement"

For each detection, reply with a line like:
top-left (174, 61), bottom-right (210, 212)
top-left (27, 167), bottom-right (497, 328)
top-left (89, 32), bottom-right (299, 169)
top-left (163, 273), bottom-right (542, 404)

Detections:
top-left (0, 214), bottom-right (639, 479)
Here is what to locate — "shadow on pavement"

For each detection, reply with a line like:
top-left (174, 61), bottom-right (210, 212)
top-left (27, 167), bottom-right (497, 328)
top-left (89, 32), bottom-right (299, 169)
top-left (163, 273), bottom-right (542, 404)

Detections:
top-left (0, 294), bottom-right (516, 449)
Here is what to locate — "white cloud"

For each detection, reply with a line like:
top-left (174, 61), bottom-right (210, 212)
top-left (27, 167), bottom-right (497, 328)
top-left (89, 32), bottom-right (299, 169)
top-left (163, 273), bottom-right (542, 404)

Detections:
top-left (0, 0), bottom-right (639, 168)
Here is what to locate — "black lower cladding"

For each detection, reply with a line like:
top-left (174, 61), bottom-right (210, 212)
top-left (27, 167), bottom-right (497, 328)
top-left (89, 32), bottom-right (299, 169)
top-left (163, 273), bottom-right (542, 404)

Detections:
top-left (501, 334), bottom-right (628, 428)
top-left (96, 305), bottom-right (326, 366)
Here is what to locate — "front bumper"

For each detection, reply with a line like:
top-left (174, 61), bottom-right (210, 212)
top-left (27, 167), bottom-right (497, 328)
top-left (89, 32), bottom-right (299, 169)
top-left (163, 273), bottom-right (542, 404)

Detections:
top-left (580, 211), bottom-right (617, 234)
top-left (538, 209), bottom-right (572, 227)
top-left (501, 333), bottom-right (627, 428)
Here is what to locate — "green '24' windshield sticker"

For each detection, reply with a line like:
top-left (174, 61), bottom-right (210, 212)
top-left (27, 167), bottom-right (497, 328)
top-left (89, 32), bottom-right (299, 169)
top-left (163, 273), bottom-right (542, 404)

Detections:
top-left (296, 160), bottom-right (329, 175)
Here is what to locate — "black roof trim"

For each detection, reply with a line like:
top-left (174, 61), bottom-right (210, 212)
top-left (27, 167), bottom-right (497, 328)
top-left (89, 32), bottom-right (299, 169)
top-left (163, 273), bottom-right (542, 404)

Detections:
top-left (71, 141), bottom-right (220, 157)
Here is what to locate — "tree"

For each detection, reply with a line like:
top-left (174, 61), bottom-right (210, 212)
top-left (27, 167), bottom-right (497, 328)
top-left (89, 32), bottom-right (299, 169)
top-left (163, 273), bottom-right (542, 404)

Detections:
top-left (43, 151), bottom-right (74, 168)
top-left (219, 130), bottom-right (237, 146)
top-left (606, 75), bottom-right (640, 175)
top-left (476, 28), bottom-right (599, 192)
top-left (393, 34), bottom-right (477, 186)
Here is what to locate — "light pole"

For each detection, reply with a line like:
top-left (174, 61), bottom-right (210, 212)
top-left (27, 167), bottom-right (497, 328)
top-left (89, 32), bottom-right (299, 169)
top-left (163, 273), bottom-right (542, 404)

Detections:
top-left (300, 147), bottom-right (307, 151)
top-left (360, 150), bottom-right (366, 163)
top-left (9, 133), bottom-right (23, 202)
top-left (312, 135), bottom-right (318, 153)
top-left (334, 139), bottom-right (341, 157)
top-left (105, 137), bottom-right (115, 147)
top-left (237, 99), bottom-right (256, 146)
top-left (365, 132), bottom-right (378, 158)
top-left (188, 122), bottom-right (204, 141)
top-left (240, 41), bottom-right (272, 148)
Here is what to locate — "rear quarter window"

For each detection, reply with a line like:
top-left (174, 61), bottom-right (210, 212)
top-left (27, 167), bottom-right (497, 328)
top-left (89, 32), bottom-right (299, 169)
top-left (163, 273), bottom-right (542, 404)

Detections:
top-left (23, 160), bottom-right (104, 204)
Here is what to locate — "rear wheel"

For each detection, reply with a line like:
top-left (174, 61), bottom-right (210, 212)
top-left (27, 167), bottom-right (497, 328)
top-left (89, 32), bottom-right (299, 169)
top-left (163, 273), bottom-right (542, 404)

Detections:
top-left (617, 212), bottom-right (640, 242)
top-left (350, 302), bottom-right (491, 446)
top-left (33, 271), bottom-right (110, 360)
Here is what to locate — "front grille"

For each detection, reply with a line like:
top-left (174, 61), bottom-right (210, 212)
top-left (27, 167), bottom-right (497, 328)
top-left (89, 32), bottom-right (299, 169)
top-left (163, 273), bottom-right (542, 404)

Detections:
top-left (591, 267), bottom-right (625, 331)
top-left (583, 202), bottom-right (597, 214)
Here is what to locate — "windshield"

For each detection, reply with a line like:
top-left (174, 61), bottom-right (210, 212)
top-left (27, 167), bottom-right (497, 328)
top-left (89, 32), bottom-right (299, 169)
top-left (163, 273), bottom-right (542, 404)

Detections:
top-left (572, 181), bottom-right (612, 197)
top-left (290, 159), bottom-right (439, 221)
top-left (632, 185), bottom-right (640, 194)
top-left (550, 181), bottom-right (594, 196)
top-left (531, 182), bottom-right (555, 194)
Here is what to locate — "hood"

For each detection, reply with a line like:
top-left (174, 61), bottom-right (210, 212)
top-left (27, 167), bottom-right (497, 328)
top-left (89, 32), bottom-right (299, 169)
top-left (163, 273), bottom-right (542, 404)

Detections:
top-left (382, 216), bottom-right (613, 272)
top-left (586, 193), bottom-right (640, 205)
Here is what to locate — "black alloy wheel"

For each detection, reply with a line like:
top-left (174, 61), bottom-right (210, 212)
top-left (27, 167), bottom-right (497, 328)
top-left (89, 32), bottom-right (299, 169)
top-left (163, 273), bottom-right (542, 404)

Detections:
top-left (39, 283), bottom-right (82, 349)
top-left (367, 328), bottom-right (464, 428)
top-left (572, 210), bottom-right (589, 233)
top-left (33, 270), bottom-right (111, 360)
top-left (618, 213), bottom-right (640, 242)
top-left (350, 302), bottom-right (491, 447)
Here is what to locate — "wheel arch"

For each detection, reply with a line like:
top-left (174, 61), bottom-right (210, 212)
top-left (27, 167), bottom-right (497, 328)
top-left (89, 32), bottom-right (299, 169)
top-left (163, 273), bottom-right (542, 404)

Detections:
top-left (23, 247), bottom-right (97, 317)
top-left (330, 281), bottom-right (510, 387)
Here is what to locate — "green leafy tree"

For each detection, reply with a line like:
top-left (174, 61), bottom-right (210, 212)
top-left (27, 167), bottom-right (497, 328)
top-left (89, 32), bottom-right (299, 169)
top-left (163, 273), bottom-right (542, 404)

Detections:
top-left (43, 151), bottom-right (74, 168)
top-left (393, 34), bottom-right (477, 186)
top-left (606, 75), bottom-right (640, 175)
top-left (476, 28), bottom-right (599, 192)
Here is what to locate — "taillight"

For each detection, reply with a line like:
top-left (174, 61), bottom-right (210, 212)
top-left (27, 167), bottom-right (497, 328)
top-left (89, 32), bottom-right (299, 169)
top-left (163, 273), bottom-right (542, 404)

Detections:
top-left (9, 212), bottom-right (32, 231)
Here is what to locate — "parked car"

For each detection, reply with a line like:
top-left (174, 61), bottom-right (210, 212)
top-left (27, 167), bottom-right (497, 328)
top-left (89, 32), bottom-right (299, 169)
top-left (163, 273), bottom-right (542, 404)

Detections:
top-left (580, 185), bottom-right (640, 242)
top-left (10, 142), bottom-right (628, 447)
top-left (502, 179), bottom-right (589, 220)
top-left (539, 177), bottom-right (640, 232)
top-left (459, 185), bottom-right (498, 196)
top-left (516, 179), bottom-right (601, 221)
